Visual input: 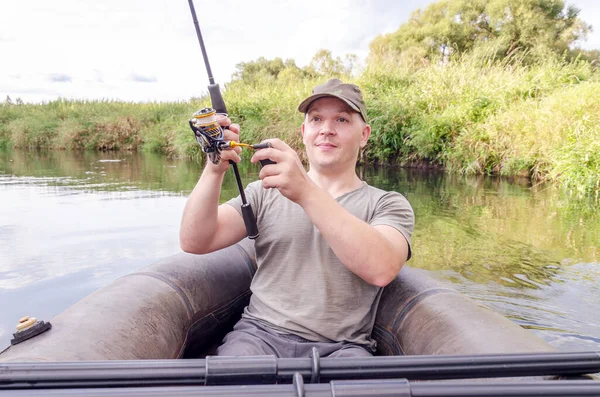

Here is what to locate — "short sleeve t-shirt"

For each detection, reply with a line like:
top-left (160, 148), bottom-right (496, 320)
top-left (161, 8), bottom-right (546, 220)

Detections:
top-left (226, 180), bottom-right (414, 350)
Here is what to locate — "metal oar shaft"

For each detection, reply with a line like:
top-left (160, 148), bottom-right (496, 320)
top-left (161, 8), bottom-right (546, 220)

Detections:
top-left (308, 351), bottom-right (600, 381)
top-left (2, 352), bottom-right (599, 389)
top-left (1, 380), bottom-right (600, 397)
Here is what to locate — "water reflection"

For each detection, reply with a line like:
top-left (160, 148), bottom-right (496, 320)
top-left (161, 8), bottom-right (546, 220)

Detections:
top-left (433, 262), bottom-right (600, 351)
top-left (0, 149), bottom-right (599, 351)
top-left (0, 149), bottom-right (259, 198)
top-left (364, 167), bottom-right (600, 287)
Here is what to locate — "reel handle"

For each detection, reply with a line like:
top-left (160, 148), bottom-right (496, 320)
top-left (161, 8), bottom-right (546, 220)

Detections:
top-left (259, 159), bottom-right (276, 167)
top-left (250, 142), bottom-right (276, 167)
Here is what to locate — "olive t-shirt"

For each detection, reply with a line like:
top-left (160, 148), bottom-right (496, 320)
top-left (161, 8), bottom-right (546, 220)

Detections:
top-left (225, 180), bottom-right (414, 350)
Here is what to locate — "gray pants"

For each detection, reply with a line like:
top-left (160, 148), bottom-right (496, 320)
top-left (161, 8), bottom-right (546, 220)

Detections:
top-left (217, 318), bottom-right (373, 358)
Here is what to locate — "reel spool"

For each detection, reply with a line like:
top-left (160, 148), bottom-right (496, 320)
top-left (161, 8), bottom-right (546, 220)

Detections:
top-left (189, 108), bottom-right (228, 164)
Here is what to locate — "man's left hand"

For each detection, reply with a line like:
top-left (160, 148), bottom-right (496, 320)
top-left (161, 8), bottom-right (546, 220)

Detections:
top-left (250, 138), bottom-right (313, 203)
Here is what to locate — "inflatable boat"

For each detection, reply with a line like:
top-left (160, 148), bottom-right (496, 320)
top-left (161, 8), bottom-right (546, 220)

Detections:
top-left (2, 238), bottom-right (600, 397)
top-left (0, 238), bottom-right (559, 362)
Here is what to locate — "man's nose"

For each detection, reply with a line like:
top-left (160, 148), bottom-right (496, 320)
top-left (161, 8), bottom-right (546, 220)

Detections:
top-left (320, 120), bottom-right (336, 135)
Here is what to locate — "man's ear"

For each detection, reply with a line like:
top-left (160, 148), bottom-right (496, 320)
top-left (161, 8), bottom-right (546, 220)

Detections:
top-left (360, 123), bottom-right (371, 148)
top-left (301, 122), bottom-right (306, 144)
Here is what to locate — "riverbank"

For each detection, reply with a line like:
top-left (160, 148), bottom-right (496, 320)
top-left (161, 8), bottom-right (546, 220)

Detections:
top-left (1, 56), bottom-right (598, 198)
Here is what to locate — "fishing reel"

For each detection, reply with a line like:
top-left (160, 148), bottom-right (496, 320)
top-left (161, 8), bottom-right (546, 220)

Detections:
top-left (189, 107), bottom-right (276, 167)
top-left (189, 107), bottom-right (229, 165)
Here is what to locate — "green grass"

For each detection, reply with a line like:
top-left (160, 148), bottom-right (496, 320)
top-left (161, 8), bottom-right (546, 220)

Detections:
top-left (450, 80), bottom-right (600, 198)
top-left (0, 53), bottom-right (598, 198)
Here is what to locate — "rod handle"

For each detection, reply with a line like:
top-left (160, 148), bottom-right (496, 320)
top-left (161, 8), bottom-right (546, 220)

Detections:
top-left (208, 84), bottom-right (227, 114)
top-left (242, 204), bottom-right (259, 239)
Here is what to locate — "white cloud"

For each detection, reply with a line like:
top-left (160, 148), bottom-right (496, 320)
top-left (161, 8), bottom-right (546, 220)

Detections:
top-left (0, 0), bottom-right (598, 103)
top-left (48, 73), bottom-right (73, 83)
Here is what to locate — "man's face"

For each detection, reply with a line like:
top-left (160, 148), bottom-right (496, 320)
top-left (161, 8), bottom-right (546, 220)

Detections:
top-left (301, 97), bottom-right (371, 173)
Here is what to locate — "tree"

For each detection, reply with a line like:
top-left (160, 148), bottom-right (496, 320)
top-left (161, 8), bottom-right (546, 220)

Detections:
top-left (231, 49), bottom-right (358, 84)
top-left (308, 49), bottom-right (345, 76)
top-left (369, 0), bottom-right (591, 64)
top-left (306, 49), bottom-right (358, 77)
top-left (233, 57), bottom-right (306, 83)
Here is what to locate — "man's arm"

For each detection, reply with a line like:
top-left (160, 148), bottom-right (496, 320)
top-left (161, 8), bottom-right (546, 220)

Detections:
top-left (179, 120), bottom-right (247, 254)
top-left (250, 139), bottom-right (412, 287)
top-left (299, 189), bottom-right (410, 287)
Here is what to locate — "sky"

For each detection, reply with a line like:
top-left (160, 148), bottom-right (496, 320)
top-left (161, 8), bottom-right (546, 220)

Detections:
top-left (1, 0), bottom-right (599, 104)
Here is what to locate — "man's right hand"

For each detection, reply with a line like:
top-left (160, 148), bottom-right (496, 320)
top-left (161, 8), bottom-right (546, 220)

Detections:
top-left (181, 115), bottom-right (248, 255)
top-left (206, 116), bottom-right (242, 174)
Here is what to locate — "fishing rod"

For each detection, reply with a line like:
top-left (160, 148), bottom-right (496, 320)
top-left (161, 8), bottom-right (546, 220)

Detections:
top-left (1, 379), bottom-right (600, 397)
top-left (2, 351), bottom-right (599, 389)
top-left (186, 0), bottom-right (273, 239)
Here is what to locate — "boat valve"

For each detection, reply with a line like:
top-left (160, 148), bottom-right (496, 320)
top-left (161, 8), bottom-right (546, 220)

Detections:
top-left (11, 315), bottom-right (52, 346)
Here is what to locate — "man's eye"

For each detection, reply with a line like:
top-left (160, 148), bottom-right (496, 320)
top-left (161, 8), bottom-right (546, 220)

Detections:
top-left (338, 117), bottom-right (348, 122)
top-left (311, 116), bottom-right (321, 122)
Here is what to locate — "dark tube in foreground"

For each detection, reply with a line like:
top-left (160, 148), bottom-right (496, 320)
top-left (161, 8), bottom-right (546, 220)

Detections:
top-left (1, 379), bottom-right (600, 397)
top-left (1, 351), bottom-right (599, 389)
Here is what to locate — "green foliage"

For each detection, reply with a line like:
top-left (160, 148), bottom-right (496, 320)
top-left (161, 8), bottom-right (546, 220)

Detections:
top-left (233, 57), bottom-right (310, 84)
top-left (307, 49), bottom-right (355, 77)
top-left (0, 99), bottom-right (200, 152)
top-left (444, 64), bottom-right (599, 198)
top-left (370, 0), bottom-right (591, 66)
top-left (232, 49), bottom-right (357, 85)
top-left (571, 48), bottom-right (600, 68)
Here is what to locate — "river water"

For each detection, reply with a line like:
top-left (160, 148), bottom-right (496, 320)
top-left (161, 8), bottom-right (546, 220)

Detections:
top-left (0, 149), bottom-right (598, 351)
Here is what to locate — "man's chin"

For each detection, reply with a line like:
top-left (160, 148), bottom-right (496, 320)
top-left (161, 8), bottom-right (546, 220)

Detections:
top-left (311, 158), bottom-right (346, 172)
top-left (312, 155), bottom-right (336, 166)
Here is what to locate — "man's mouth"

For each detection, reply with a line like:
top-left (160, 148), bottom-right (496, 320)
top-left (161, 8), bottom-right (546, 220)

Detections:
top-left (316, 142), bottom-right (337, 149)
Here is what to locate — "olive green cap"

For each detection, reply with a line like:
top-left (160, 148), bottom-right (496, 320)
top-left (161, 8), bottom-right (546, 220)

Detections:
top-left (298, 78), bottom-right (367, 122)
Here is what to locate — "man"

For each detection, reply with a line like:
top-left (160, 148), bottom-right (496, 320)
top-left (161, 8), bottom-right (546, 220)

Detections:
top-left (180, 78), bottom-right (414, 358)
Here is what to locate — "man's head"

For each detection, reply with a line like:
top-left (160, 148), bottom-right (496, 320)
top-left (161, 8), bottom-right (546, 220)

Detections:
top-left (298, 79), bottom-right (371, 173)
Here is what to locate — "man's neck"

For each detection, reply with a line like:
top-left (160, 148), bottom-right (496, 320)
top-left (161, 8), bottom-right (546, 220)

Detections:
top-left (307, 167), bottom-right (364, 199)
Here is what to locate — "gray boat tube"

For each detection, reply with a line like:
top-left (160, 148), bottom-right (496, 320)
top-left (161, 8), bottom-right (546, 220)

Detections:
top-left (0, 241), bottom-right (256, 361)
top-left (0, 239), bottom-right (556, 362)
top-left (373, 267), bottom-right (555, 356)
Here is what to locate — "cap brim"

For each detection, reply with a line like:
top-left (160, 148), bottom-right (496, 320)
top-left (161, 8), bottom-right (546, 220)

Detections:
top-left (297, 93), bottom-right (361, 115)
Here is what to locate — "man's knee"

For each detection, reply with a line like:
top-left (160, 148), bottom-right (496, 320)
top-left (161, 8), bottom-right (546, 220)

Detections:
top-left (217, 338), bottom-right (274, 356)
top-left (217, 326), bottom-right (277, 357)
top-left (327, 345), bottom-right (373, 358)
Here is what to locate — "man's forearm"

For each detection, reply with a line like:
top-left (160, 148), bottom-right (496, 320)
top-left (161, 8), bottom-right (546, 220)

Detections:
top-left (180, 168), bottom-right (224, 253)
top-left (298, 186), bottom-right (408, 287)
